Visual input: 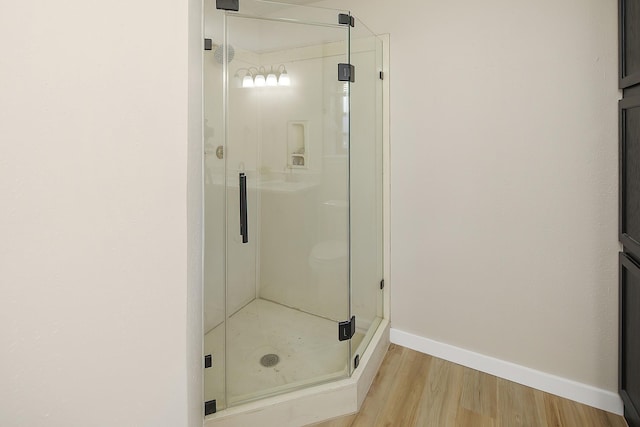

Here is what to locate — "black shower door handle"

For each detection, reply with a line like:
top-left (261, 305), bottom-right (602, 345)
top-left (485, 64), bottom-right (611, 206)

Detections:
top-left (239, 173), bottom-right (248, 243)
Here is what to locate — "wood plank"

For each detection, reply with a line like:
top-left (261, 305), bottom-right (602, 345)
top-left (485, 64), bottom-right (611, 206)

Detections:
top-left (606, 410), bottom-right (631, 427)
top-left (413, 356), bottom-right (465, 427)
top-left (533, 388), bottom-right (549, 427)
top-left (582, 403), bottom-right (626, 427)
top-left (455, 407), bottom-right (496, 427)
top-left (496, 378), bottom-right (546, 426)
top-left (459, 368), bottom-right (497, 418)
top-left (544, 392), bottom-right (628, 427)
top-left (313, 345), bottom-right (628, 427)
top-left (373, 346), bottom-right (432, 426)
top-left (310, 414), bottom-right (356, 427)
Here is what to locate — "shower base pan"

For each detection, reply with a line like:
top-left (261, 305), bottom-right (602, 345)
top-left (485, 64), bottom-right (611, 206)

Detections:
top-left (204, 300), bottom-right (390, 426)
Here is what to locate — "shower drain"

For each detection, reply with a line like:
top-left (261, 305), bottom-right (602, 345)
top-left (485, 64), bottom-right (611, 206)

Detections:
top-left (260, 353), bottom-right (280, 367)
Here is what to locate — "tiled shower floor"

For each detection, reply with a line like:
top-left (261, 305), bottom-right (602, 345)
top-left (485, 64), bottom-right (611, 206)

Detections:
top-left (204, 299), bottom-right (363, 409)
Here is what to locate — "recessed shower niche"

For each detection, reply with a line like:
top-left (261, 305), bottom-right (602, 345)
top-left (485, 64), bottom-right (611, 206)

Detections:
top-left (287, 121), bottom-right (308, 169)
top-left (203, 0), bottom-right (388, 424)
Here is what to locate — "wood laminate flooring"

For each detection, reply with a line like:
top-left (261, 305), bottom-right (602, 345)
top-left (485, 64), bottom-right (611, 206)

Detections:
top-left (312, 344), bottom-right (627, 427)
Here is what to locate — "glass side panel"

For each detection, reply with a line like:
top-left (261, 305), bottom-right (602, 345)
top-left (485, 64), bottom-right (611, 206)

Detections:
top-left (224, 13), bottom-right (351, 406)
top-left (349, 18), bottom-right (384, 370)
top-left (203, 1), bottom-right (227, 412)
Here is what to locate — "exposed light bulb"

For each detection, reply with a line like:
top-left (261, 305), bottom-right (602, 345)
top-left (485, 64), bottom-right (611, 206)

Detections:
top-left (254, 74), bottom-right (266, 87)
top-left (242, 75), bottom-right (254, 88)
top-left (278, 71), bottom-right (290, 86)
top-left (266, 72), bottom-right (278, 86)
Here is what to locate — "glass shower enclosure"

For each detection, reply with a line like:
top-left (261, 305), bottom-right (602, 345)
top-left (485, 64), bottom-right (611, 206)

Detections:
top-left (204, 0), bottom-right (383, 413)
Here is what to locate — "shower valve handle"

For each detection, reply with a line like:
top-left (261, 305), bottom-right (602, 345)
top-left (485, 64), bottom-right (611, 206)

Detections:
top-left (239, 173), bottom-right (248, 243)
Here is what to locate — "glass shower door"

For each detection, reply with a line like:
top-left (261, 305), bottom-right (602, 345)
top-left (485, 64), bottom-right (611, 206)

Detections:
top-left (223, 6), bottom-right (352, 406)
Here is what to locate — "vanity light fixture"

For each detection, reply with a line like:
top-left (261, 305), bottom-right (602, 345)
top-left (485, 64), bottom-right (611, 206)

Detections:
top-left (235, 65), bottom-right (291, 88)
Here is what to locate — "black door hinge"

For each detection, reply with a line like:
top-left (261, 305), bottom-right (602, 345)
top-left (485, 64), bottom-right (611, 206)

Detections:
top-left (379, 71), bottom-right (384, 80)
top-left (380, 279), bottom-right (385, 290)
top-left (204, 354), bottom-right (212, 368)
top-left (338, 315), bottom-right (356, 341)
top-left (205, 400), bottom-right (217, 416)
top-left (338, 63), bottom-right (355, 82)
top-left (204, 39), bottom-right (213, 51)
top-left (338, 13), bottom-right (355, 27)
top-left (216, 0), bottom-right (239, 11)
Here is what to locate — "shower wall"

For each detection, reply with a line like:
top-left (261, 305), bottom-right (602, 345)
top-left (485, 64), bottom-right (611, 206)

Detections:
top-left (257, 45), bottom-right (347, 321)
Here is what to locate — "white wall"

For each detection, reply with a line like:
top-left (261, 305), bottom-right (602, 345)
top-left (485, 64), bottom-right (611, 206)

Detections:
top-left (0, 1), bottom-right (202, 426)
top-left (317, 0), bottom-right (620, 396)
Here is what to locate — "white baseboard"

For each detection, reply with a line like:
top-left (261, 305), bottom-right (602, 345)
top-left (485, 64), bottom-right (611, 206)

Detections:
top-left (390, 328), bottom-right (623, 416)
